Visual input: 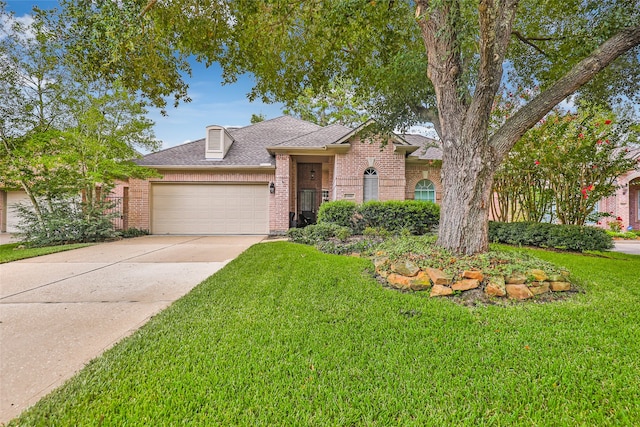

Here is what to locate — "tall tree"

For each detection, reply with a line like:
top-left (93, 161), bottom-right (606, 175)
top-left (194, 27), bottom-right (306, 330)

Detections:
top-left (0, 5), bottom-right (159, 229)
top-left (57, 0), bottom-right (640, 254)
top-left (282, 78), bottom-right (369, 127)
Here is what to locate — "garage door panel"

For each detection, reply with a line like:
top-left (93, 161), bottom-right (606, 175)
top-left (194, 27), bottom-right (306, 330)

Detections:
top-left (6, 191), bottom-right (31, 233)
top-left (151, 184), bottom-right (268, 234)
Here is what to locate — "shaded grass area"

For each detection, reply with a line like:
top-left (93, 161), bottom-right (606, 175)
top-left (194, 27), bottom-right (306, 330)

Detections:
top-left (10, 242), bottom-right (640, 426)
top-left (0, 243), bottom-right (91, 264)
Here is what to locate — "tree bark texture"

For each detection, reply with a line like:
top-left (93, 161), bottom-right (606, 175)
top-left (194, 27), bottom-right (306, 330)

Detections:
top-left (416, 0), bottom-right (640, 254)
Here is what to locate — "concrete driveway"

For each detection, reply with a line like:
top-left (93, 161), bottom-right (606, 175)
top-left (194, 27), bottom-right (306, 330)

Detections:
top-left (0, 235), bottom-right (264, 423)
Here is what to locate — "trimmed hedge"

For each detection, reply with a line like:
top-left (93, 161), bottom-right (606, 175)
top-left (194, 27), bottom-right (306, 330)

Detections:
top-left (317, 201), bottom-right (358, 228)
top-left (489, 221), bottom-right (614, 252)
top-left (357, 200), bottom-right (439, 235)
top-left (317, 200), bottom-right (439, 235)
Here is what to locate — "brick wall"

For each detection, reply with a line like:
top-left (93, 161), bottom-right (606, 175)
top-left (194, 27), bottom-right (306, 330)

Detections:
top-left (630, 184), bottom-right (640, 230)
top-left (127, 169), bottom-right (278, 233)
top-left (275, 155), bottom-right (291, 233)
top-left (591, 170), bottom-right (639, 231)
top-left (0, 190), bottom-right (6, 232)
top-left (405, 164), bottom-right (443, 203)
top-left (334, 136), bottom-right (406, 203)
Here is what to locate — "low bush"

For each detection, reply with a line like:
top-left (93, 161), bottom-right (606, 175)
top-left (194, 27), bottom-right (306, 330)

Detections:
top-left (120, 228), bottom-right (150, 238)
top-left (606, 230), bottom-right (639, 239)
top-left (14, 198), bottom-right (119, 247)
top-left (287, 223), bottom-right (352, 245)
top-left (489, 221), bottom-right (613, 252)
top-left (317, 200), bottom-right (439, 235)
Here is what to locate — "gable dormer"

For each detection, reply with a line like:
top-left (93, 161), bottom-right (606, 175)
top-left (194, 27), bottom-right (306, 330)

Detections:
top-left (205, 125), bottom-right (235, 160)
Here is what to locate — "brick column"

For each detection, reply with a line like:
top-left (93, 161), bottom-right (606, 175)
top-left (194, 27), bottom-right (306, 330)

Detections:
top-left (273, 154), bottom-right (291, 233)
top-left (127, 179), bottom-right (150, 231)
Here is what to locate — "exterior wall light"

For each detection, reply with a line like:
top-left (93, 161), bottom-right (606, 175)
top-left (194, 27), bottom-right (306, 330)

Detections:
top-left (311, 168), bottom-right (316, 180)
top-left (269, 182), bottom-right (275, 193)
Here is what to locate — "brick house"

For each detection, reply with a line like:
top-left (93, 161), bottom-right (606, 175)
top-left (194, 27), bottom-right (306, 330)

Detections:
top-left (596, 148), bottom-right (640, 231)
top-left (121, 115), bottom-right (443, 235)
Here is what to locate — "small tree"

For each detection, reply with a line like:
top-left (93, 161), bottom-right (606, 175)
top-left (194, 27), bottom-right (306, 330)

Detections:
top-left (492, 107), bottom-right (638, 225)
top-left (0, 7), bottom-right (159, 241)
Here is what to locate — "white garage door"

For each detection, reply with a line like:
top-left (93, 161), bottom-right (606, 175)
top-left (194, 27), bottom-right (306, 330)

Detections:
top-left (6, 191), bottom-right (31, 233)
top-left (151, 184), bottom-right (269, 234)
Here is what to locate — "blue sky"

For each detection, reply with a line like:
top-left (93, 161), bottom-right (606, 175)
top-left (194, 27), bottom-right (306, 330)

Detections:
top-left (5, 0), bottom-right (286, 149)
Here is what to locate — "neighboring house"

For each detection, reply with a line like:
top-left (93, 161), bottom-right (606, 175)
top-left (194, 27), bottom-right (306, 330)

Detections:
top-left (119, 115), bottom-right (443, 235)
top-left (596, 148), bottom-right (640, 231)
top-left (0, 189), bottom-right (31, 233)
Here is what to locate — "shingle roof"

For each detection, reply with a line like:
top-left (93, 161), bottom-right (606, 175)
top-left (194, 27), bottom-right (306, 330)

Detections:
top-left (136, 116), bottom-right (323, 167)
top-left (402, 134), bottom-right (443, 160)
top-left (136, 115), bottom-right (442, 167)
top-left (272, 123), bottom-right (353, 147)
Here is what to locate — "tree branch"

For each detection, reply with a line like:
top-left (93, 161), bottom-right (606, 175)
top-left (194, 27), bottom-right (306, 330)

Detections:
top-left (464, 0), bottom-right (518, 142)
top-left (139, 0), bottom-right (158, 18)
top-left (414, 105), bottom-right (442, 137)
top-left (511, 30), bottom-right (548, 56)
top-left (491, 24), bottom-right (640, 159)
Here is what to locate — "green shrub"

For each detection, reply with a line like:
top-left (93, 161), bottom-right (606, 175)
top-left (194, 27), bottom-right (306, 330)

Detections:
top-left (120, 228), bottom-right (150, 238)
top-left (14, 197), bottom-right (119, 247)
top-left (287, 223), bottom-right (352, 245)
top-left (357, 200), bottom-right (439, 235)
top-left (317, 201), bottom-right (358, 228)
top-left (362, 227), bottom-right (392, 239)
top-left (489, 221), bottom-right (613, 252)
top-left (317, 200), bottom-right (439, 235)
top-left (605, 230), bottom-right (638, 239)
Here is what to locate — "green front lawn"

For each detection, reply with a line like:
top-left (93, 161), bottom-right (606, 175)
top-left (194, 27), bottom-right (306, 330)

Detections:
top-left (0, 242), bottom-right (91, 263)
top-left (10, 242), bottom-right (640, 426)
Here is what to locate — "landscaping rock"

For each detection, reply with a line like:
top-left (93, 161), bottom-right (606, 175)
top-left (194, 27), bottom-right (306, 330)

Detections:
top-left (529, 281), bottom-right (550, 295)
top-left (462, 270), bottom-right (484, 281)
top-left (373, 257), bottom-right (390, 278)
top-left (430, 284), bottom-right (453, 297)
top-left (506, 273), bottom-right (527, 284)
top-left (425, 268), bottom-right (453, 285)
top-left (386, 273), bottom-right (412, 290)
top-left (528, 269), bottom-right (548, 282)
top-left (550, 281), bottom-right (571, 292)
top-left (409, 271), bottom-right (432, 291)
top-left (506, 284), bottom-right (534, 300)
top-left (547, 273), bottom-right (564, 282)
top-left (485, 276), bottom-right (506, 297)
top-left (452, 279), bottom-right (480, 291)
top-left (391, 259), bottom-right (420, 277)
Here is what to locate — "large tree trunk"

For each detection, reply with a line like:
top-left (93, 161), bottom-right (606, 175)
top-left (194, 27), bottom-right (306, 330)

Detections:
top-left (438, 139), bottom-right (498, 255)
top-left (416, 0), bottom-right (640, 255)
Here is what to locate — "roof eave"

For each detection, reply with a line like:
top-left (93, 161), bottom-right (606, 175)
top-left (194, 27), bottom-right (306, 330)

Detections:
top-left (394, 145), bottom-right (420, 154)
top-left (139, 164), bottom-right (276, 171)
top-left (266, 145), bottom-right (351, 155)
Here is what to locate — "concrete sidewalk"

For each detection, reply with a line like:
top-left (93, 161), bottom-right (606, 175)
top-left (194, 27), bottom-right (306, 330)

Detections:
top-left (0, 235), bottom-right (263, 423)
top-left (611, 240), bottom-right (640, 255)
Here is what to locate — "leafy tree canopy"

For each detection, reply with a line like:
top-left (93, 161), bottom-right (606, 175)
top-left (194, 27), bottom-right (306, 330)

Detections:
top-left (55, 0), bottom-right (639, 125)
top-left (282, 78), bottom-right (369, 127)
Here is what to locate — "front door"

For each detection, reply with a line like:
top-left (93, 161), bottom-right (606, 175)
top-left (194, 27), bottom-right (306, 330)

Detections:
top-left (296, 162), bottom-right (322, 225)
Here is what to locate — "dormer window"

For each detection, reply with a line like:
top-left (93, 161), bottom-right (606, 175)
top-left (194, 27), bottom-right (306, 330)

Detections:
top-left (205, 125), bottom-right (234, 160)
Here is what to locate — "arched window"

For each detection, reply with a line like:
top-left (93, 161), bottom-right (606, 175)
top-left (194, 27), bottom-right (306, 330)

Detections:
top-left (363, 168), bottom-right (378, 202)
top-left (415, 179), bottom-right (435, 203)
